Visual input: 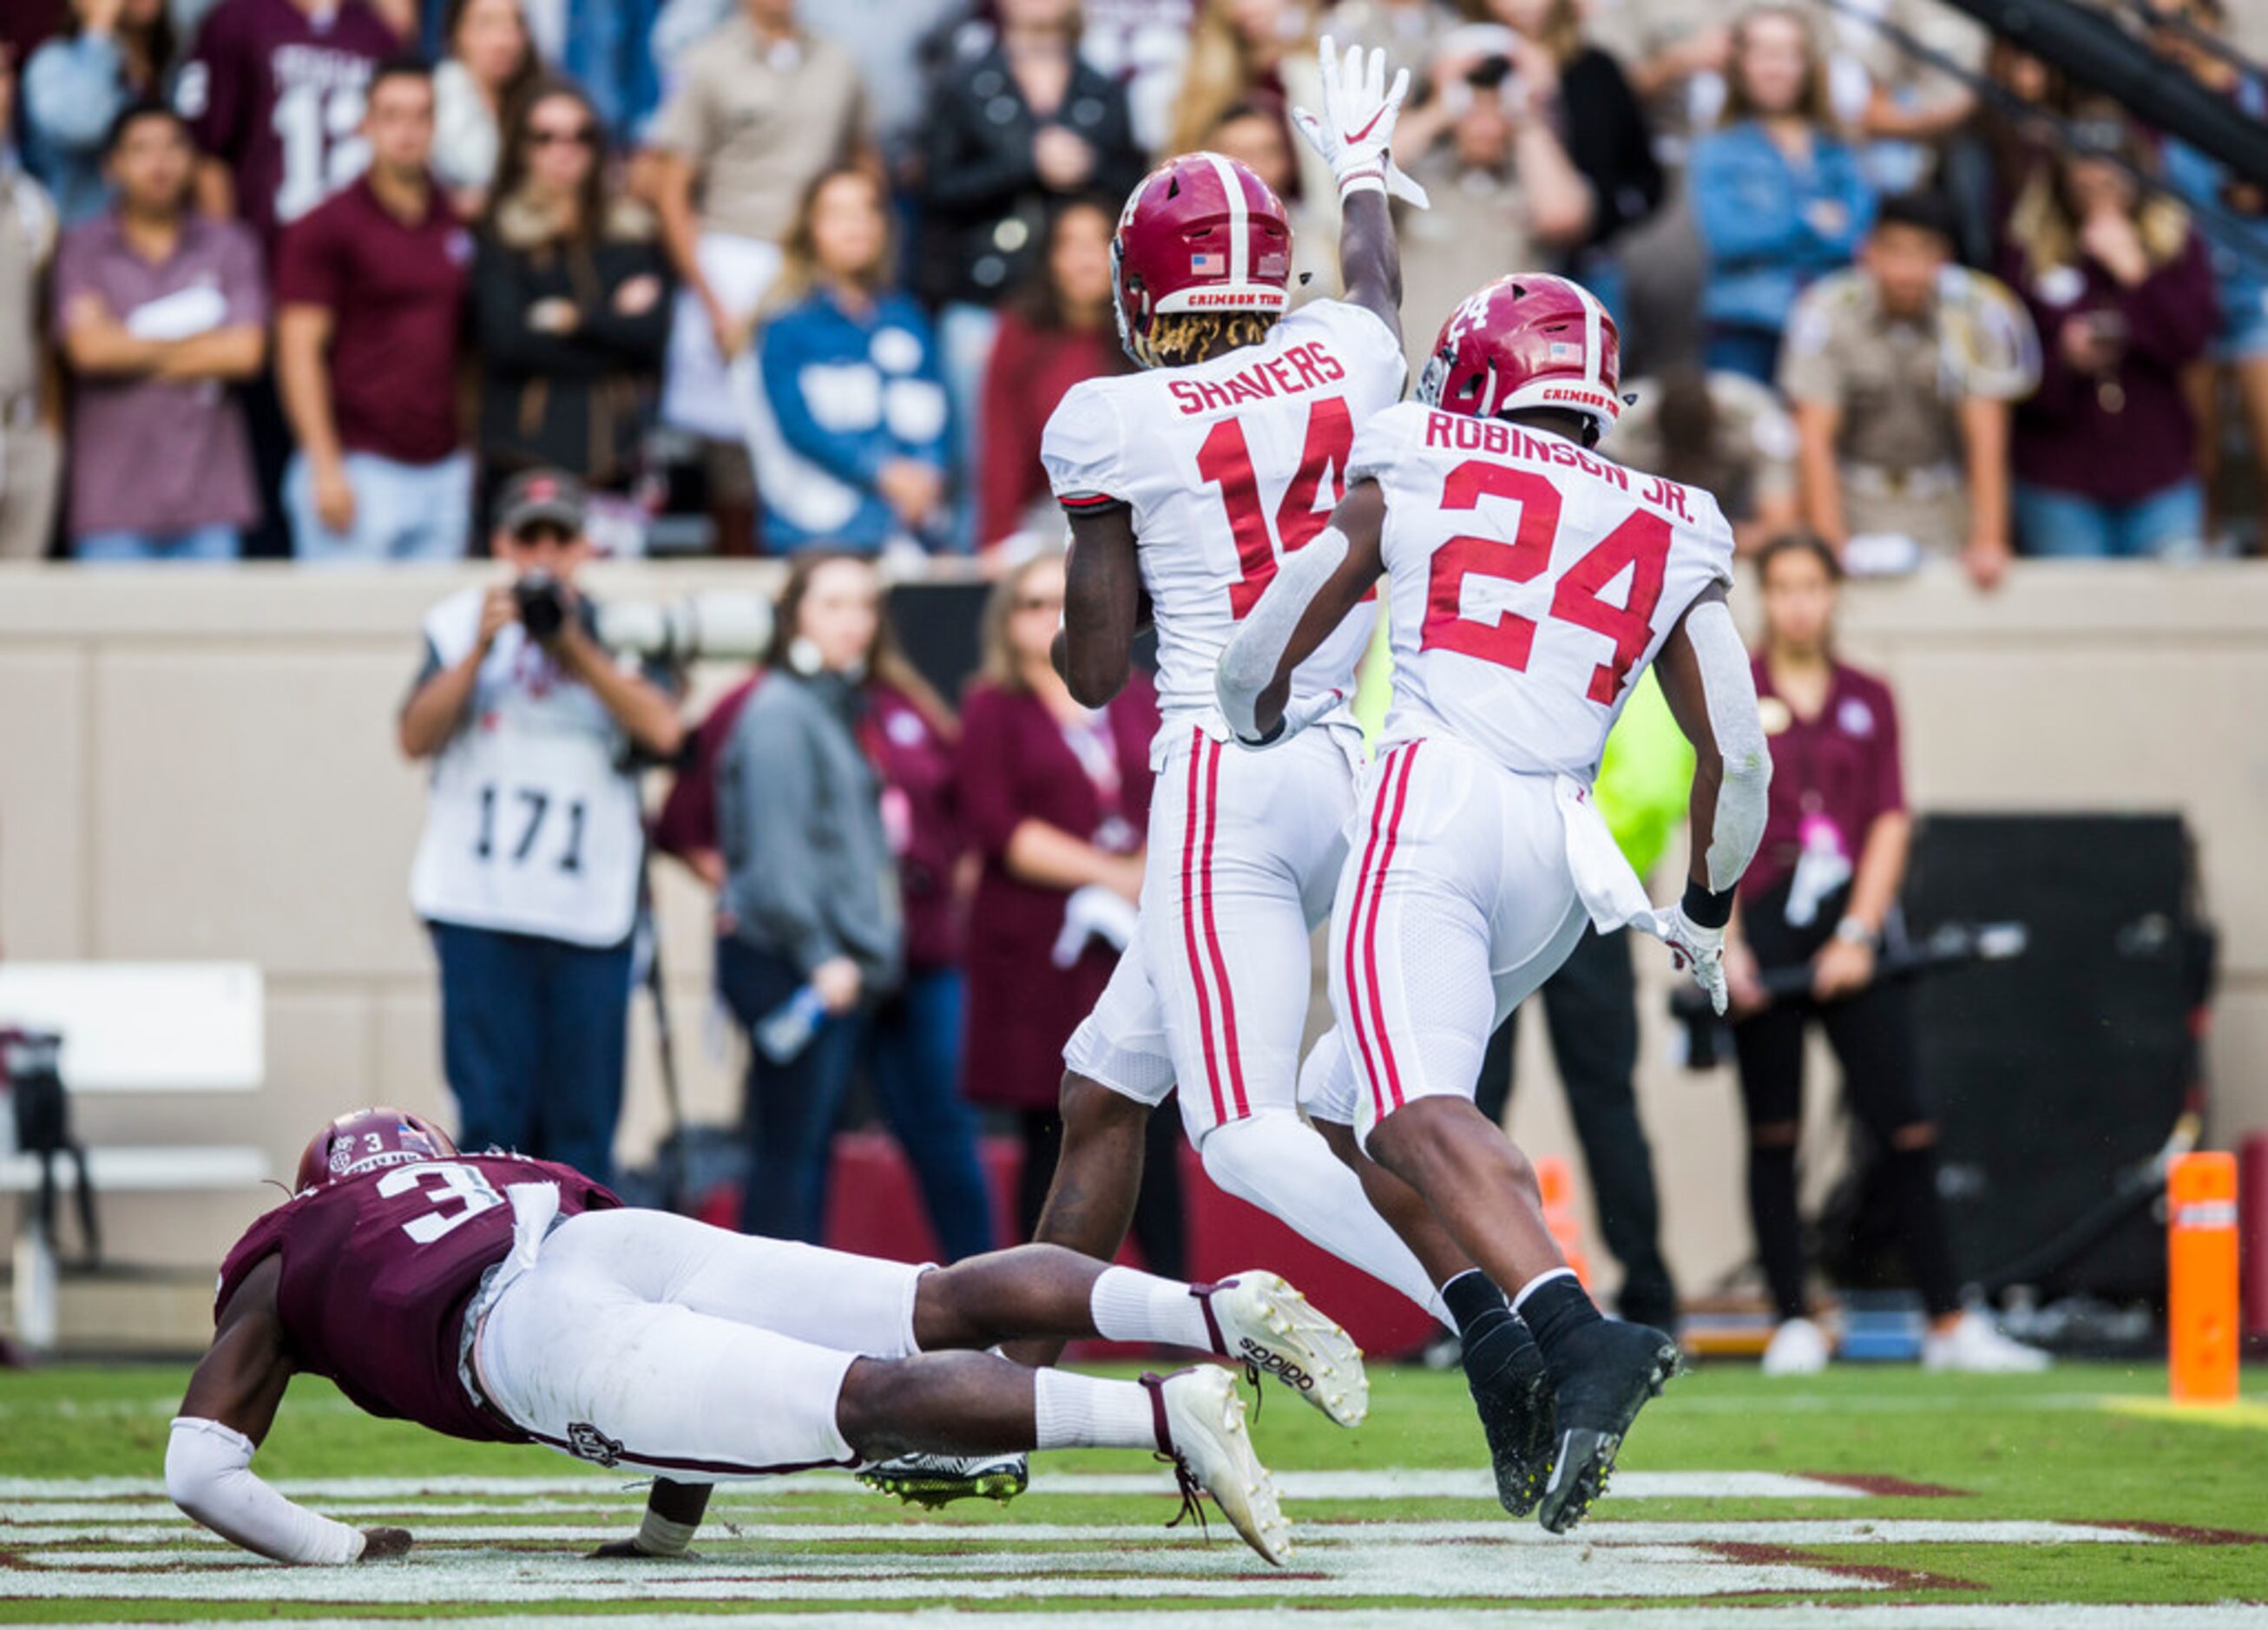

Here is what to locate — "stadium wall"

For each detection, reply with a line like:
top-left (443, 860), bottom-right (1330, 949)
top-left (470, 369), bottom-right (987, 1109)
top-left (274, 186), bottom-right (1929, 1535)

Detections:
top-left (1, 562), bottom-right (2263, 1346)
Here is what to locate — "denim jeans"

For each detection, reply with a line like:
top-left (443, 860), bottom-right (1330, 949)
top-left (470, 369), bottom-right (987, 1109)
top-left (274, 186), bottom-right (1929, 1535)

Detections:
top-left (936, 301), bottom-right (1000, 553)
top-left (75, 523), bottom-right (240, 563)
top-left (430, 920), bottom-right (634, 1184)
top-left (2013, 478), bottom-right (2206, 560)
top-left (285, 450), bottom-right (474, 562)
top-left (860, 966), bottom-right (996, 1261)
top-left (716, 936), bottom-right (862, 1243)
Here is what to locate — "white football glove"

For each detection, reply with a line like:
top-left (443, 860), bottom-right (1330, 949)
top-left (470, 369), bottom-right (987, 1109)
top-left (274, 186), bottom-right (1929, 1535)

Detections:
top-left (1233, 688), bottom-right (1345, 751)
top-left (1291, 36), bottom-right (1430, 210)
top-left (1647, 904), bottom-right (1730, 1017)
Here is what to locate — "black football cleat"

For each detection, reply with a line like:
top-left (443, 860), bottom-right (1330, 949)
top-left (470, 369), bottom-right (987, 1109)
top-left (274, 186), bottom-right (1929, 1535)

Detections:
top-left (1535, 1320), bottom-right (1684, 1535)
top-left (856, 1450), bottom-right (1029, 1508)
top-left (1465, 1330), bottom-right (1557, 1516)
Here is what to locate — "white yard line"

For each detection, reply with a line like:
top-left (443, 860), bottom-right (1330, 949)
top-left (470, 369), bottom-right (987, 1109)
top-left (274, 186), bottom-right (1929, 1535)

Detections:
top-left (0, 1518), bottom-right (2161, 1548)
top-left (35, 1614), bottom-right (2268, 1630)
top-left (0, 1469), bottom-right (1864, 1503)
top-left (0, 1541), bottom-right (1877, 1602)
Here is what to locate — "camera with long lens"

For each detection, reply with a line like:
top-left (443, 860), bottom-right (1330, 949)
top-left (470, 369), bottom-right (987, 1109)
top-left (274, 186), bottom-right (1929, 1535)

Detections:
top-left (512, 569), bottom-right (569, 642)
top-left (592, 592), bottom-right (774, 663)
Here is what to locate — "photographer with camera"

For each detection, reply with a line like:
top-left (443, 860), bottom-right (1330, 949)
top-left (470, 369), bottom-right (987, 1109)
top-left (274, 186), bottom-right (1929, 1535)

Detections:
top-left (400, 469), bottom-right (685, 1183)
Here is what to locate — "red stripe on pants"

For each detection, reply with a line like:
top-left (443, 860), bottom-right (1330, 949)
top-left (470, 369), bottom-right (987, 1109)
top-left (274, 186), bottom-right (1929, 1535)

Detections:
top-left (1343, 745), bottom-right (1403, 1123)
top-left (1180, 729), bottom-right (1229, 1124)
top-left (1362, 743), bottom-right (1422, 1113)
top-left (1196, 739), bottom-right (1251, 1120)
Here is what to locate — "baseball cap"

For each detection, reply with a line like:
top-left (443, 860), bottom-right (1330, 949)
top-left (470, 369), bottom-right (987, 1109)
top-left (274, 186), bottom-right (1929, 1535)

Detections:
top-left (492, 469), bottom-right (588, 537)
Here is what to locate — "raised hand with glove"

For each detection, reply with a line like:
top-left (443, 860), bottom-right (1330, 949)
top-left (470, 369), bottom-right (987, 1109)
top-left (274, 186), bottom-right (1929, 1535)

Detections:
top-left (1292, 36), bottom-right (1430, 209)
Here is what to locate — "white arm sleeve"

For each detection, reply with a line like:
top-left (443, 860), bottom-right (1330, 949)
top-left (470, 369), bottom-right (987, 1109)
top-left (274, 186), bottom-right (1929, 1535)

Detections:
top-left (1216, 523), bottom-right (1351, 742)
top-left (1684, 597), bottom-right (1771, 894)
top-left (168, 1416), bottom-right (365, 1565)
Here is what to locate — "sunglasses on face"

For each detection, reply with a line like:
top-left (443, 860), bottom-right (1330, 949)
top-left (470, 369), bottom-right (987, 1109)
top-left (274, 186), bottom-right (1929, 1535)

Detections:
top-left (529, 127), bottom-right (597, 148)
top-left (1015, 594), bottom-right (1064, 614)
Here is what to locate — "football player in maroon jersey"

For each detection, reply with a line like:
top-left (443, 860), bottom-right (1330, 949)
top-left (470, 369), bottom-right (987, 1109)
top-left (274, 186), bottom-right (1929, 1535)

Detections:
top-left (168, 1107), bottom-right (1372, 1567)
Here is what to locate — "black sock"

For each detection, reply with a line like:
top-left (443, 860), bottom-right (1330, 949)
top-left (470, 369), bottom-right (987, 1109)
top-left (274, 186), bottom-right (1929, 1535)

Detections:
top-left (1441, 1269), bottom-right (1536, 1390)
top-left (1518, 1272), bottom-right (1604, 1370)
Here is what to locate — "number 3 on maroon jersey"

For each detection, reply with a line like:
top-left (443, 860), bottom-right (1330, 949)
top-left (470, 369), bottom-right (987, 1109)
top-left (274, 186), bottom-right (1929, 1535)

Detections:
top-left (1419, 463), bottom-right (1670, 706)
top-left (1196, 398), bottom-right (1356, 617)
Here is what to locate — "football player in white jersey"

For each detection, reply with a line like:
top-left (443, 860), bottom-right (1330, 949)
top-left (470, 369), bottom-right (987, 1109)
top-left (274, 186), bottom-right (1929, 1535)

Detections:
top-left (1217, 273), bottom-right (1775, 1533)
top-left (864, 44), bottom-right (1564, 1519)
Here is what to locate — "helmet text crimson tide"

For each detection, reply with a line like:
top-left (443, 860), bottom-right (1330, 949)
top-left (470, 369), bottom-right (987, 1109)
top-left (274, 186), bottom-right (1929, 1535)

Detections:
top-left (1113, 154), bottom-right (1293, 368)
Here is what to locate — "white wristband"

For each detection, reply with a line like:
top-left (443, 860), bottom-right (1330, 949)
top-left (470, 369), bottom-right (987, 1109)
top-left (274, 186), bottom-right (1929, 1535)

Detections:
top-left (1338, 168), bottom-right (1386, 200)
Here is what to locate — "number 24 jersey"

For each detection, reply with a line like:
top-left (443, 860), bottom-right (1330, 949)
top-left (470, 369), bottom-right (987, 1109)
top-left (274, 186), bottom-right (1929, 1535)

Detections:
top-left (1042, 300), bottom-right (1407, 766)
top-left (1352, 401), bottom-right (1736, 779)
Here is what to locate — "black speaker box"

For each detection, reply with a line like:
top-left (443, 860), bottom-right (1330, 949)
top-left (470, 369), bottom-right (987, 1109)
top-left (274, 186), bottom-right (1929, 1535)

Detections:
top-left (1896, 812), bottom-right (2206, 1303)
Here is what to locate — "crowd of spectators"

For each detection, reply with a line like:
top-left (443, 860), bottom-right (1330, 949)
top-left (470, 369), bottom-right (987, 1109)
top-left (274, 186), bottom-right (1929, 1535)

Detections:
top-left (2, 0), bottom-right (2265, 571)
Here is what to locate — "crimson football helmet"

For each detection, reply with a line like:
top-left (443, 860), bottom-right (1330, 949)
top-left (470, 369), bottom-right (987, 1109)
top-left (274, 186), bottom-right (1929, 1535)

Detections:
top-left (295, 1107), bottom-right (457, 1193)
top-left (1417, 273), bottom-right (1627, 434)
top-left (1113, 152), bottom-right (1292, 368)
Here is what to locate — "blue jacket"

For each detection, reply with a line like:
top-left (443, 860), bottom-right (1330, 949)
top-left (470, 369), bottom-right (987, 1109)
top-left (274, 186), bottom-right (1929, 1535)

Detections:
top-left (23, 34), bottom-right (136, 227)
top-left (754, 287), bottom-right (952, 554)
top-left (1689, 122), bottom-right (1874, 337)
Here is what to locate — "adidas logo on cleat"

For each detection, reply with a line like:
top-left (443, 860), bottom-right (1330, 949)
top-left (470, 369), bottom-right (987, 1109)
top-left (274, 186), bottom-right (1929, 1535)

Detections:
top-left (1239, 1338), bottom-right (1315, 1393)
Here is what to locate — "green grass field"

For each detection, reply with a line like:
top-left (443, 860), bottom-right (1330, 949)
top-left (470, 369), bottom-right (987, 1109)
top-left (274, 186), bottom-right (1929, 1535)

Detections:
top-left (4, 1358), bottom-right (2265, 1625)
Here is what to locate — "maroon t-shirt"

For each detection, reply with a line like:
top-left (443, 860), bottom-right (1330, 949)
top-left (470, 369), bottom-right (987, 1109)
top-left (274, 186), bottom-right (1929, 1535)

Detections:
top-left (275, 174), bottom-right (470, 464)
top-left (214, 1153), bottom-right (620, 1445)
top-left (859, 687), bottom-right (964, 972)
top-left (176, 0), bottom-right (400, 252)
top-left (1742, 654), bottom-right (1905, 902)
top-left (957, 675), bottom-right (1158, 1109)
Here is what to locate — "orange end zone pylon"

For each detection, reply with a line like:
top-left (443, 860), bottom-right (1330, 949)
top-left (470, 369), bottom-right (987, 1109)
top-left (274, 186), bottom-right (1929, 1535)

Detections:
top-left (2169, 1151), bottom-right (2239, 1405)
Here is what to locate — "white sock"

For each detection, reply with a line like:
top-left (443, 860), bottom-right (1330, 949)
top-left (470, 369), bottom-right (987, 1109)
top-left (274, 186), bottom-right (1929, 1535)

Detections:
top-left (1090, 1265), bottom-right (1216, 1351)
top-left (1200, 1111), bottom-right (1451, 1324)
top-left (1033, 1369), bottom-right (1162, 1451)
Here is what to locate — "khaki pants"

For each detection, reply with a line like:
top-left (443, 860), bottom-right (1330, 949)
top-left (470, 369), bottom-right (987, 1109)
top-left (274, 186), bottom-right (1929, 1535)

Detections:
top-left (1844, 478), bottom-right (1969, 556)
top-left (0, 419), bottom-right (60, 562)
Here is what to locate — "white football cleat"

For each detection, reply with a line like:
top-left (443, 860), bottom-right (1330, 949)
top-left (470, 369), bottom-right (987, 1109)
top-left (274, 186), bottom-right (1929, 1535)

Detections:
top-left (1200, 1271), bottom-right (1370, 1427)
top-left (1760, 1316), bottom-right (1831, 1376)
top-left (1923, 1311), bottom-right (2051, 1373)
top-left (1146, 1366), bottom-right (1292, 1567)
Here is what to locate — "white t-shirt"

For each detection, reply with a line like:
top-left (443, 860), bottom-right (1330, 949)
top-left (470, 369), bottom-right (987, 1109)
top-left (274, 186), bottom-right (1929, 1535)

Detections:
top-left (407, 588), bottom-right (650, 947)
top-left (1041, 299), bottom-right (1407, 765)
top-left (1351, 401), bottom-right (1736, 779)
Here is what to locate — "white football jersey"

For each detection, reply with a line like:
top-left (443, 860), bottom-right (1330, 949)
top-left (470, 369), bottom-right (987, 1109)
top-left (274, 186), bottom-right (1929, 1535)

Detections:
top-left (1042, 299), bottom-right (1407, 763)
top-left (1351, 401), bottom-right (1736, 779)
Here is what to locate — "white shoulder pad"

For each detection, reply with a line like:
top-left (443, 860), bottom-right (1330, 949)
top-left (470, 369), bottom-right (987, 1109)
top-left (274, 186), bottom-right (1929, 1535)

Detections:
top-left (1040, 379), bottom-right (1130, 510)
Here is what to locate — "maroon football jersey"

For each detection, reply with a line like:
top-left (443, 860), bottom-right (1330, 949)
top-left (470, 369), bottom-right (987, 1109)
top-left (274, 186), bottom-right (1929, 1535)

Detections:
top-left (175, 0), bottom-right (400, 250)
top-left (215, 1153), bottom-right (620, 1444)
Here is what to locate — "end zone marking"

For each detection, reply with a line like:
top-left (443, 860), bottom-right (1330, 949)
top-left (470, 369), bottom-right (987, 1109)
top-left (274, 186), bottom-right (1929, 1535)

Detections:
top-left (1798, 1472), bottom-right (1967, 1499)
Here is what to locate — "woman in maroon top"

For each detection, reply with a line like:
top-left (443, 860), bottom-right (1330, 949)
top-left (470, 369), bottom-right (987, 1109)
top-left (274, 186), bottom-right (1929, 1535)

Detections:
top-left (958, 552), bottom-right (1183, 1271)
top-left (1727, 536), bottom-right (2044, 1376)
top-left (975, 197), bottom-right (1127, 552)
top-left (2001, 111), bottom-right (2218, 558)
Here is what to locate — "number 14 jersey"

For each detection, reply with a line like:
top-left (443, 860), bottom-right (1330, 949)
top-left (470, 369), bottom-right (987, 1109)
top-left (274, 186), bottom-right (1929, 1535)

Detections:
top-left (1351, 402), bottom-right (1736, 779)
top-left (1042, 300), bottom-right (1407, 766)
